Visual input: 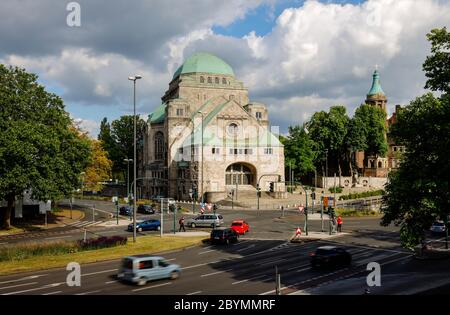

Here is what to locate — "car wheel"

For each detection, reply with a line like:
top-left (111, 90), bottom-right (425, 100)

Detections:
top-left (211, 224), bottom-right (215, 228)
top-left (157, 226), bottom-right (161, 231)
top-left (138, 227), bottom-right (143, 232)
top-left (137, 278), bottom-right (147, 286)
top-left (191, 223), bottom-right (196, 228)
top-left (170, 271), bottom-right (180, 280)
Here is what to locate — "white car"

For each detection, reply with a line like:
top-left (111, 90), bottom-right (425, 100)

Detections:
top-left (430, 221), bottom-right (446, 235)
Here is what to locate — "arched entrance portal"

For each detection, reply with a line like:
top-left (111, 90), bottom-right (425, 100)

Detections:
top-left (225, 163), bottom-right (255, 186)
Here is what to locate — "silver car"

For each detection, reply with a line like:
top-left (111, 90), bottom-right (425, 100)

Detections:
top-left (117, 255), bottom-right (181, 285)
top-left (187, 214), bottom-right (224, 228)
top-left (430, 221), bottom-right (446, 235)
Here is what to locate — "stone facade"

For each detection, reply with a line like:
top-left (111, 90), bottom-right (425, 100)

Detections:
top-left (140, 53), bottom-right (284, 202)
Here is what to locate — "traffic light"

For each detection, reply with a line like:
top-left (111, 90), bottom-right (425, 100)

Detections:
top-left (269, 182), bottom-right (274, 192)
top-left (213, 204), bottom-right (217, 212)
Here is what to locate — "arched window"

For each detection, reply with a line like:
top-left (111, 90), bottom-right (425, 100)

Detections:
top-left (378, 161), bottom-right (382, 168)
top-left (154, 132), bottom-right (165, 160)
top-left (226, 163), bottom-right (253, 185)
top-left (228, 123), bottom-right (239, 135)
top-left (207, 77), bottom-right (212, 83)
top-left (215, 77), bottom-right (219, 84)
top-left (222, 78), bottom-right (227, 84)
top-left (200, 76), bottom-right (205, 83)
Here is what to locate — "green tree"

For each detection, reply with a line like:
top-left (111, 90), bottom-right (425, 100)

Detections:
top-left (0, 65), bottom-right (91, 229)
top-left (110, 115), bottom-right (146, 182)
top-left (381, 27), bottom-right (450, 248)
top-left (306, 106), bottom-right (349, 178)
top-left (423, 27), bottom-right (450, 94)
top-left (284, 125), bottom-right (316, 179)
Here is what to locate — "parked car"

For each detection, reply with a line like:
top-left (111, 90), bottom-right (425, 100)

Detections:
top-left (119, 206), bottom-right (133, 216)
top-left (187, 214), bottom-right (224, 228)
top-left (128, 219), bottom-right (161, 232)
top-left (210, 228), bottom-right (239, 245)
top-left (230, 220), bottom-right (249, 235)
top-left (137, 204), bottom-right (155, 214)
top-left (430, 221), bottom-right (446, 235)
top-left (117, 255), bottom-right (181, 285)
top-left (310, 246), bottom-right (352, 269)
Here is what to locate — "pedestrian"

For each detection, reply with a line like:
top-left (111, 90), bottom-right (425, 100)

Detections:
top-left (337, 215), bottom-right (343, 232)
top-left (179, 216), bottom-right (186, 232)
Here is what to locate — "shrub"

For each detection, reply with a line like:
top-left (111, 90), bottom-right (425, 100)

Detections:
top-left (338, 189), bottom-right (385, 200)
top-left (78, 235), bottom-right (127, 250)
top-left (328, 187), bottom-right (343, 193)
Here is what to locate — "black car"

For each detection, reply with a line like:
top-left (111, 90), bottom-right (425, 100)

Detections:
top-left (137, 205), bottom-right (155, 214)
top-left (310, 246), bottom-right (352, 269)
top-left (210, 228), bottom-right (239, 245)
top-left (119, 206), bottom-right (133, 216)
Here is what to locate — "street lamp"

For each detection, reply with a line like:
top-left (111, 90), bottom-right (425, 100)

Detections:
top-left (128, 74), bottom-right (142, 243)
top-left (124, 158), bottom-right (133, 199)
top-left (324, 149), bottom-right (328, 189)
top-left (197, 111), bottom-right (205, 205)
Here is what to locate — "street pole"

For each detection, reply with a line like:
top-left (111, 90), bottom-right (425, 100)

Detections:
top-left (173, 205), bottom-right (176, 234)
top-left (160, 198), bottom-right (163, 238)
top-left (92, 204), bottom-right (95, 223)
top-left (334, 173), bottom-right (337, 206)
top-left (445, 215), bottom-right (449, 249)
top-left (321, 192), bottom-right (324, 232)
top-left (305, 192), bottom-right (308, 236)
top-left (199, 111), bottom-right (204, 206)
top-left (325, 149), bottom-right (328, 189)
top-left (116, 201), bottom-right (119, 225)
top-left (289, 162), bottom-right (292, 194)
top-left (69, 197), bottom-right (73, 220)
top-left (129, 74), bottom-right (142, 243)
top-left (235, 182), bottom-right (238, 200)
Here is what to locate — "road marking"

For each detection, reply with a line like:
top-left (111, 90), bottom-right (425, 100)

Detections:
top-left (105, 280), bottom-right (119, 284)
top-left (261, 258), bottom-right (286, 266)
top-left (287, 263), bottom-right (310, 271)
top-left (0, 282), bottom-right (38, 290)
top-left (200, 269), bottom-right (232, 277)
top-left (75, 290), bottom-right (102, 295)
top-left (202, 246), bottom-right (213, 250)
top-left (187, 291), bottom-right (202, 295)
top-left (42, 291), bottom-right (62, 295)
top-left (295, 267), bottom-right (311, 273)
top-left (199, 250), bottom-right (216, 255)
top-left (82, 269), bottom-right (118, 276)
top-left (236, 244), bottom-right (256, 252)
top-left (232, 274), bottom-right (268, 285)
top-left (44, 235), bottom-right (72, 240)
top-left (166, 258), bottom-right (176, 262)
top-left (181, 261), bottom-right (221, 270)
top-left (132, 282), bottom-right (171, 292)
top-left (0, 242), bottom-right (7, 245)
top-left (0, 274), bottom-right (48, 285)
top-left (2, 282), bottom-right (64, 295)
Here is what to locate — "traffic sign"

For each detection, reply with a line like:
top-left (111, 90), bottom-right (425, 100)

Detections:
top-left (323, 197), bottom-right (328, 207)
top-left (295, 227), bottom-right (302, 235)
top-left (298, 205), bottom-right (304, 213)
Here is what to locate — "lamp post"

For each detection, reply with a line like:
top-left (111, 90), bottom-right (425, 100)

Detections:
top-left (197, 111), bottom-right (205, 205)
top-left (124, 158), bottom-right (133, 199)
top-left (128, 74), bottom-right (142, 243)
top-left (325, 149), bottom-right (328, 189)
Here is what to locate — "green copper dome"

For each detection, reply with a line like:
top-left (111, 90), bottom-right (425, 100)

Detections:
top-left (367, 70), bottom-right (385, 96)
top-left (172, 52), bottom-right (234, 79)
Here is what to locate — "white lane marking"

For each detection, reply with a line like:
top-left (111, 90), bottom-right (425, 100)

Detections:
top-left (0, 282), bottom-right (38, 290)
top-left (75, 290), bottom-right (102, 295)
top-left (287, 263), bottom-right (310, 271)
top-left (132, 282), bottom-right (171, 292)
top-left (0, 274), bottom-right (48, 285)
top-left (44, 235), bottom-right (72, 240)
top-left (232, 274), bottom-right (268, 285)
top-left (187, 291), bottom-right (202, 295)
top-left (181, 261), bottom-right (220, 270)
top-left (261, 258), bottom-right (286, 266)
top-left (295, 267), bottom-right (311, 273)
top-left (199, 250), bottom-right (216, 255)
top-left (200, 269), bottom-right (232, 277)
top-left (166, 258), bottom-right (176, 262)
top-left (0, 242), bottom-right (8, 245)
top-left (2, 282), bottom-right (64, 295)
top-left (105, 280), bottom-right (119, 284)
top-left (236, 244), bottom-right (256, 252)
top-left (42, 291), bottom-right (62, 295)
top-left (82, 269), bottom-right (118, 277)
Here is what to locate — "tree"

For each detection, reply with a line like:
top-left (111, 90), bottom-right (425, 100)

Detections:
top-left (381, 28), bottom-right (450, 248)
top-left (381, 93), bottom-right (450, 248)
top-left (98, 117), bottom-right (116, 158)
top-left (306, 106), bottom-right (349, 178)
top-left (284, 125), bottom-right (316, 179)
top-left (423, 27), bottom-right (450, 94)
top-left (110, 115), bottom-right (146, 182)
top-left (84, 139), bottom-right (113, 192)
top-left (0, 65), bottom-right (91, 229)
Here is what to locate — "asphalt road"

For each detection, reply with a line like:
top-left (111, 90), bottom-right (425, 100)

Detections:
top-left (0, 238), bottom-right (421, 295)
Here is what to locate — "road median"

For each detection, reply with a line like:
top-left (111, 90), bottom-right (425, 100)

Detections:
top-left (0, 234), bottom-right (206, 276)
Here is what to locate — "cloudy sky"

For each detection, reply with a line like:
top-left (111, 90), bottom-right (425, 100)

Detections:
top-left (1, 0), bottom-right (449, 137)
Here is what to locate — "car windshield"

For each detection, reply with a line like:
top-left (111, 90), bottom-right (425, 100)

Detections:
top-left (122, 258), bottom-right (133, 270)
top-left (433, 222), bottom-right (445, 226)
top-left (232, 222), bottom-right (242, 226)
top-left (315, 248), bottom-right (335, 255)
top-left (211, 230), bottom-right (224, 237)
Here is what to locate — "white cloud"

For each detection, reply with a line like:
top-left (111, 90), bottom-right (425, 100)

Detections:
top-left (73, 117), bottom-right (100, 139)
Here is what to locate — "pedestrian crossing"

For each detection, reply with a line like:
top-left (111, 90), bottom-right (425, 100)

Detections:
top-left (64, 220), bottom-right (103, 229)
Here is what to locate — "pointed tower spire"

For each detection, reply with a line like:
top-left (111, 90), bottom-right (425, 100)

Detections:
top-left (365, 69), bottom-right (387, 113)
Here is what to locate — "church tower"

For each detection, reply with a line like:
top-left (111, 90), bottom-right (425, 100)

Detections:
top-left (365, 69), bottom-right (387, 113)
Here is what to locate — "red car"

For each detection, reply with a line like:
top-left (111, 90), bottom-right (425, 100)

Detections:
top-left (230, 220), bottom-right (249, 235)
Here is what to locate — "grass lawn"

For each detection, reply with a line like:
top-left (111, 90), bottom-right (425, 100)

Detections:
top-left (0, 235), bottom-right (206, 276)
